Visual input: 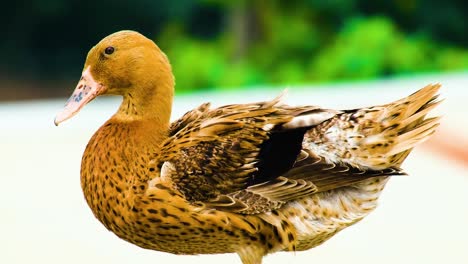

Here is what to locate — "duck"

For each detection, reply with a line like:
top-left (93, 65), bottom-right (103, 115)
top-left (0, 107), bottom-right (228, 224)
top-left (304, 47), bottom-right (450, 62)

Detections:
top-left (55, 30), bottom-right (441, 264)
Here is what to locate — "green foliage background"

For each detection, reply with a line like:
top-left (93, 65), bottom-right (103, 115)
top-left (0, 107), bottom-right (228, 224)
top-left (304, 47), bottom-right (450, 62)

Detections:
top-left (1, 0), bottom-right (467, 96)
top-left (160, 1), bottom-right (468, 92)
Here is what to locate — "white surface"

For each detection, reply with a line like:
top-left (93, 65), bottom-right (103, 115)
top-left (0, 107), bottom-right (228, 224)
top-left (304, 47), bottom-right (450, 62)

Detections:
top-left (1, 73), bottom-right (467, 264)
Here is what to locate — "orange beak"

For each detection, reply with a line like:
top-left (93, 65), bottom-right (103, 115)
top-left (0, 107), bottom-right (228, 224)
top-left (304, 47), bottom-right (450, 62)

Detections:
top-left (54, 67), bottom-right (105, 126)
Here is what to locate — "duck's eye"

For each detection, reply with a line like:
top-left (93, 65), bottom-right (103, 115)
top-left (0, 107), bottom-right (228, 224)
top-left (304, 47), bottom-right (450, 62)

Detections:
top-left (104, 46), bottom-right (115, 55)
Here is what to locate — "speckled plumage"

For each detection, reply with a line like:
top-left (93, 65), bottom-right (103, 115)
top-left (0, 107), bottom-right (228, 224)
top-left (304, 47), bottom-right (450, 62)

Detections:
top-left (56, 30), bottom-right (441, 264)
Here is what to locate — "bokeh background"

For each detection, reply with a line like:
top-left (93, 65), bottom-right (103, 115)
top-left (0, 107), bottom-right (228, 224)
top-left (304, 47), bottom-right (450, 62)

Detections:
top-left (1, 0), bottom-right (467, 99)
top-left (1, 1), bottom-right (468, 264)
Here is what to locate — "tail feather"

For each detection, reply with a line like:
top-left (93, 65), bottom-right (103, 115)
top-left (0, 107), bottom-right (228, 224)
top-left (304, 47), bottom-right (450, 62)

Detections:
top-left (388, 116), bottom-right (441, 156)
top-left (378, 84), bottom-right (441, 167)
top-left (305, 83), bottom-right (441, 170)
top-left (397, 98), bottom-right (442, 129)
top-left (388, 83), bottom-right (441, 120)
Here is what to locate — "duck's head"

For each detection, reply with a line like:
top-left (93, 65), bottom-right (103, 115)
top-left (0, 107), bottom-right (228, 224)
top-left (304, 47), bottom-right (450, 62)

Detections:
top-left (55, 30), bottom-right (174, 125)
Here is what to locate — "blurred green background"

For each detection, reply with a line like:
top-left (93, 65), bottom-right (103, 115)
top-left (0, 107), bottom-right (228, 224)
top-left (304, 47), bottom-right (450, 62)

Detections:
top-left (1, 0), bottom-right (467, 101)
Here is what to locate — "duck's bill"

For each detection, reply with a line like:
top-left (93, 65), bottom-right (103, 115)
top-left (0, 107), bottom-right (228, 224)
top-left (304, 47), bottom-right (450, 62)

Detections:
top-left (54, 68), bottom-right (105, 126)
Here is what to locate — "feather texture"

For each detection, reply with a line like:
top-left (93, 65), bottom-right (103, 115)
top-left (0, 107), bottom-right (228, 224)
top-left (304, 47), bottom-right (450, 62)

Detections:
top-left (156, 85), bottom-right (439, 215)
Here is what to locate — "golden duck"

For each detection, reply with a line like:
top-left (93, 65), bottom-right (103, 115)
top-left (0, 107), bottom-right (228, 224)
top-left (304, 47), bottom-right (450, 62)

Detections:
top-left (55, 30), bottom-right (441, 264)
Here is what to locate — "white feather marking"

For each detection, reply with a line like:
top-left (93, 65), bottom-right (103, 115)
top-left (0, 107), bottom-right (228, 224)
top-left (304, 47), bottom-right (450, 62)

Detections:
top-left (263, 123), bottom-right (275, 131)
top-left (290, 215), bottom-right (310, 235)
top-left (362, 134), bottom-right (385, 145)
top-left (283, 112), bottom-right (335, 129)
top-left (159, 161), bottom-right (175, 182)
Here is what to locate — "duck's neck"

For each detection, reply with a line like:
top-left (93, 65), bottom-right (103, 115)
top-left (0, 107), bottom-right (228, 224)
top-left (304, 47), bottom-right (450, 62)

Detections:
top-left (112, 81), bottom-right (174, 145)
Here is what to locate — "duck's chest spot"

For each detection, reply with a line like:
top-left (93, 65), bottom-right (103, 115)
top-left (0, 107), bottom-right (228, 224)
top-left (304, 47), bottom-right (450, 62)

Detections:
top-left (85, 176), bottom-right (136, 234)
top-left (81, 156), bottom-right (154, 236)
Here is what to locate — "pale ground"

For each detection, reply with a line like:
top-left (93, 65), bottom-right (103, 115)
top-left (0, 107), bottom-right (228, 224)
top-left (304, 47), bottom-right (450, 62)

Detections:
top-left (1, 72), bottom-right (467, 264)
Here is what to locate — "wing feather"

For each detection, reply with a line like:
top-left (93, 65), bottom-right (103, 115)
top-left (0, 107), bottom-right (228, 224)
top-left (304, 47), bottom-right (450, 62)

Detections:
top-left (207, 150), bottom-right (405, 214)
top-left (157, 96), bottom-right (298, 203)
top-left (156, 86), bottom-right (439, 215)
